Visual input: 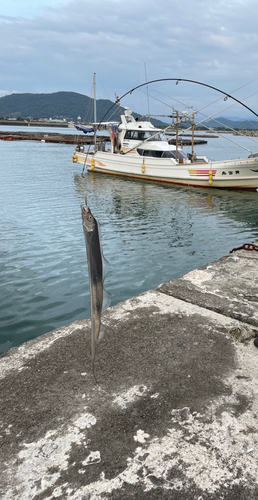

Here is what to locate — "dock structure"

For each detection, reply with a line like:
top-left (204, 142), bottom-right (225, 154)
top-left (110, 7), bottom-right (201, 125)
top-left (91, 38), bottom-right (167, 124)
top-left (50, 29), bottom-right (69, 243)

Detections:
top-left (0, 130), bottom-right (207, 146)
top-left (168, 137), bottom-right (207, 145)
top-left (0, 130), bottom-right (109, 145)
top-left (1, 245), bottom-right (258, 499)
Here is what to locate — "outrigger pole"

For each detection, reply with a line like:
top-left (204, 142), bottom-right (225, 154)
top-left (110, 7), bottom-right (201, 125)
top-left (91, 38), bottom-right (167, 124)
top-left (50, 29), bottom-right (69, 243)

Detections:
top-left (118, 78), bottom-right (258, 119)
top-left (98, 78), bottom-right (258, 130)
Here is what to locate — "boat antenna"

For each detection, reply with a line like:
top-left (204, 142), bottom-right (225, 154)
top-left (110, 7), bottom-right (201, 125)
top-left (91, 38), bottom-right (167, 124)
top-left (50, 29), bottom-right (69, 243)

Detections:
top-left (114, 92), bottom-right (122, 118)
top-left (93, 73), bottom-right (97, 151)
top-left (144, 63), bottom-right (150, 120)
top-left (137, 70), bottom-right (144, 117)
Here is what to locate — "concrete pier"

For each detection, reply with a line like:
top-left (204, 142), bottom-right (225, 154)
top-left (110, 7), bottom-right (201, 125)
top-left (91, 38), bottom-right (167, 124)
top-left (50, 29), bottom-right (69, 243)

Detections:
top-left (1, 245), bottom-right (258, 500)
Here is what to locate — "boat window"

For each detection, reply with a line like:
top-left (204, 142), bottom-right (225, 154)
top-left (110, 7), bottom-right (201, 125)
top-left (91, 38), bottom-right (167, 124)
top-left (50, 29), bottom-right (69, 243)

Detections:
top-left (137, 149), bottom-right (163, 158)
top-left (143, 131), bottom-right (163, 141)
top-left (162, 150), bottom-right (187, 159)
top-left (124, 130), bottom-right (163, 141)
top-left (177, 150), bottom-right (187, 159)
top-left (137, 149), bottom-right (188, 159)
top-left (161, 151), bottom-right (176, 158)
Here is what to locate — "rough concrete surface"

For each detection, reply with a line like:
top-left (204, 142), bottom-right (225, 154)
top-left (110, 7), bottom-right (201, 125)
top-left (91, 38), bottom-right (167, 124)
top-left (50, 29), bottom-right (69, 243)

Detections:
top-left (158, 247), bottom-right (258, 329)
top-left (0, 248), bottom-right (258, 500)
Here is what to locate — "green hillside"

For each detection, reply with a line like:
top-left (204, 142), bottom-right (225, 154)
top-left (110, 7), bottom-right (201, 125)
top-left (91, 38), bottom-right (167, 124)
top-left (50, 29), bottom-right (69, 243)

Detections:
top-left (0, 91), bottom-right (119, 122)
top-left (0, 91), bottom-right (166, 126)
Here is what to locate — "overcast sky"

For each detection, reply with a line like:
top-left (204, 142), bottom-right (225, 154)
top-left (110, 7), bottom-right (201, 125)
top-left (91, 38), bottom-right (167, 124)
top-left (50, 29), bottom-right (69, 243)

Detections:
top-left (0, 0), bottom-right (257, 119)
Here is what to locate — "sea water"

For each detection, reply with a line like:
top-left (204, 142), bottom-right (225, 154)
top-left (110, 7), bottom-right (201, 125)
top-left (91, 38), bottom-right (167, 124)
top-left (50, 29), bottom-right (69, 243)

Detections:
top-left (0, 129), bottom-right (258, 354)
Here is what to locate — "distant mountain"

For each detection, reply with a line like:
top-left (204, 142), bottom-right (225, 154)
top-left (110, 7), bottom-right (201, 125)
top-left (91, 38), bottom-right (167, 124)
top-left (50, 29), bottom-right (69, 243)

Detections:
top-left (0, 91), bottom-right (118, 122)
top-left (203, 116), bottom-right (258, 130)
top-left (0, 91), bottom-right (166, 127)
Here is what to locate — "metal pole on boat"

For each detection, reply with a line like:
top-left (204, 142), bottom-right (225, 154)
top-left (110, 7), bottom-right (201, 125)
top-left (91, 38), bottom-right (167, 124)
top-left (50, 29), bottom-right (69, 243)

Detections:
top-left (93, 73), bottom-right (97, 151)
top-left (144, 63), bottom-right (150, 120)
top-left (191, 114), bottom-right (195, 157)
top-left (176, 111), bottom-right (179, 161)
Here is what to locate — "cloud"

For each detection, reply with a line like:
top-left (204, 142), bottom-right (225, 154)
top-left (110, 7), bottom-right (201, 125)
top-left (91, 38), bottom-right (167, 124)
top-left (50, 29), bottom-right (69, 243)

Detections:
top-left (0, 0), bottom-right (257, 118)
top-left (210, 34), bottom-right (236, 47)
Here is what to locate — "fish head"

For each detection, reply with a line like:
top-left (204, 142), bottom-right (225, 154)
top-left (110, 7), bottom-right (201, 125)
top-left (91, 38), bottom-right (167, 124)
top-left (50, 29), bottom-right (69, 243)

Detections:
top-left (81, 205), bottom-right (96, 232)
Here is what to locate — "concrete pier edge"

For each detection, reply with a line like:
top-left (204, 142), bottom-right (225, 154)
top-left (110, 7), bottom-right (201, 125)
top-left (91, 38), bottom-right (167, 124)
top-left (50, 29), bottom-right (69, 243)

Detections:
top-left (1, 245), bottom-right (258, 500)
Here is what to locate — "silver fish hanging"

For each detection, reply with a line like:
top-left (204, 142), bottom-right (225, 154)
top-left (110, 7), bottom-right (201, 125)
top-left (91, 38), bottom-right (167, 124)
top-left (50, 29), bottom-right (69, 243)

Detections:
top-left (81, 205), bottom-right (110, 379)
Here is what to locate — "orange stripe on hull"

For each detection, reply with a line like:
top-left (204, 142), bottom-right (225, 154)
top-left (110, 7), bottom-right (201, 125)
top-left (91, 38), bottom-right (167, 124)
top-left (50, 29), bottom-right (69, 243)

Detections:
top-left (188, 170), bottom-right (217, 177)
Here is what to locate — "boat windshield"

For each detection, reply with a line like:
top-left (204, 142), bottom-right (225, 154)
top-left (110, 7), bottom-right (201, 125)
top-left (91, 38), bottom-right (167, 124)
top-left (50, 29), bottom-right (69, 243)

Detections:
top-left (124, 130), bottom-right (164, 141)
top-left (137, 149), bottom-right (187, 159)
top-left (162, 150), bottom-right (187, 159)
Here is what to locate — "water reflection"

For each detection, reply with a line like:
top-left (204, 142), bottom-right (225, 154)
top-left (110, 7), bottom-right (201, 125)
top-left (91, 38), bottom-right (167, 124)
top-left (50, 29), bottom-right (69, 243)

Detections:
top-left (73, 171), bottom-right (258, 229)
top-left (73, 171), bottom-right (258, 308)
top-left (1, 137), bottom-right (258, 355)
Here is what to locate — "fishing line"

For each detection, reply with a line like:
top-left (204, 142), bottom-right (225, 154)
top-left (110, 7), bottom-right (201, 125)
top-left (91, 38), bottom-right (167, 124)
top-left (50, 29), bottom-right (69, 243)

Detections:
top-left (96, 78), bottom-right (258, 132)
top-left (138, 86), bottom-right (258, 150)
top-left (118, 78), bottom-right (258, 118)
top-left (121, 87), bottom-right (258, 155)
top-left (151, 87), bottom-right (258, 140)
top-left (180, 78), bottom-right (258, 117)
top-left (139, 85), bottom-right (258, 133)
top-left (172, 93), bottom-right (258, 151)
top-left (81, 142), bottom-right (93, 177)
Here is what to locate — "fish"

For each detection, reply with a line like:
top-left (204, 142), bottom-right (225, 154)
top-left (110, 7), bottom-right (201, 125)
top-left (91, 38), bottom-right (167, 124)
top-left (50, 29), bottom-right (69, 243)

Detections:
top-left (81, 205), bottom-right (110, 379)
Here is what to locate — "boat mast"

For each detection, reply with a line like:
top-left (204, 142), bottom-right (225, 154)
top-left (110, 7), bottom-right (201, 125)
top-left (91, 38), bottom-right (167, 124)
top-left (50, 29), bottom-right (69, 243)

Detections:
top-left (93, 73), bottom-right (97, 150)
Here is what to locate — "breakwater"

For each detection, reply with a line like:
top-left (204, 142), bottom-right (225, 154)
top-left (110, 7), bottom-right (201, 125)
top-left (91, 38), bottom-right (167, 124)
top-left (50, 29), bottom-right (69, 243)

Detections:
top-left (1, 245), bottom-right (258, 499)
top-left (0, 130), bottom-right (109, 144)
top-left (0, 130), bottom-right (208, 145)
top-left (168, 137), bottom-right (207, 145)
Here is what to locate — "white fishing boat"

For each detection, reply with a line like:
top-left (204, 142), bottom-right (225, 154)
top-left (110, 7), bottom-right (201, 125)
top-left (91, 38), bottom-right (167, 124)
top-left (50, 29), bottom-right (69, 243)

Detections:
top-left (72, 76), bottom-right (258, 190)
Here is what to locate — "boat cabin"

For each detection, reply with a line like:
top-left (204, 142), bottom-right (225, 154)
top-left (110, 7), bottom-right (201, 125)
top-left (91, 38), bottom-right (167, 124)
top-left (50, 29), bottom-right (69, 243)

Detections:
top-left (109, 108), bottom-right (189, 163)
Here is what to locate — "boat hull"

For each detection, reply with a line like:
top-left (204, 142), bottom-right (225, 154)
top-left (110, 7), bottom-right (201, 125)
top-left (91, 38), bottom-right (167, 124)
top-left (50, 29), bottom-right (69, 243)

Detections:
top-left (74, 151), bottom-right (258, 190)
